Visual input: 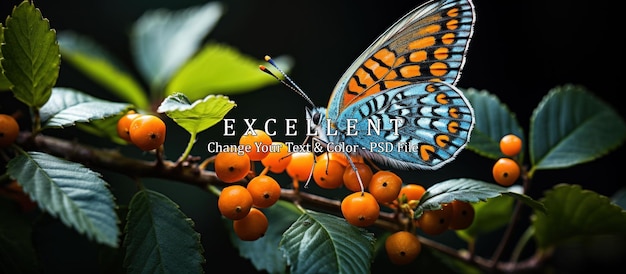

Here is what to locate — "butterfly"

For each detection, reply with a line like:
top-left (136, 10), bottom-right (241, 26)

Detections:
top-left (264, 0), bottom-right (475, 172)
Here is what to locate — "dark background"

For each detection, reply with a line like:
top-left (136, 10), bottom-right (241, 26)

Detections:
top-left (2, 0), bottom-right (625, 273)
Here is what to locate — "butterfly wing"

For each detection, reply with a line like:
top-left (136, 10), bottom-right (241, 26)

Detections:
top-left (326, 0), bottom-right (475, 121)
top-left (335, 81), bottom-right (474, 170)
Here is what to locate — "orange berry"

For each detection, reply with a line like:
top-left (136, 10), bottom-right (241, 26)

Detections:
top-left (0, 114), bottom-right (20, 147)
top-left (385, 231), bottom-right (421, 265)
top-left (218, 185), bottom-right (253, 220)
top-left (342, 162), bottom-right (373, 192)
top-left (239, 129), bottom-right (273, 161)
top-left (116, 111), bottom-right (142, 142)
top-left (128, 114), bottom-right (166, 151)
top-left (285, 152), bottom-right (315, 182)
top-left (313, 153), bottom-right (345, 189)
top-left (369, 170), bottom-right (403, 204)
top-left (448, 200), bottom-right (475, 230)
top-left (398, 184), bottom-right (426, 204)
top-left (499, 134), bottom-right (522, 157)
top-left (233, 208), bottom-right (268, 241)
top-left (492, 158), bottom-right (520, 186)
top-left (325, 152), bottom-right (349, 167)
top-left (246, 175), bottom-right (281, 208)
top-left (261, 142), bottom-right (292, 174)
top-left (417, 203), bottom-right (453, 235)
top-left (214, 151), bottom-right (251, 183)
top-left (341, 191), bottom-right (380, 227)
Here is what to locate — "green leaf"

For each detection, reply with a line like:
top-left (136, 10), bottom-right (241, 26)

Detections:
top-left (279, 210), bottom-right (375, 274)
top-left (0, 23), bottom-right (12, 90)
top-left (165, 43), bottom-right (294, 101)
top-left (123, 189), bottom-right (204, 274)
top-left (6, 151), bottom-right (119, 247)
top-left (0, 198), bottom-right (39, 274)
top-left (415, 178), bottom-right (545, 218)
top-left (76, 113), bottom-right (129, 145)
top-left (131, 2), bottom-right (224, 90)
top-left (529, 84), bottom-right (626, 173)
top-left (532, 184), bottom-right (626, 249)
top-left (1, 1), bottom-right (60, 107)
top-left (39, 87), bottom-right (131, 129)
top-left (455, 194), bottom-right (515, 242)
top-left (463, 88), bottom-right (525, 160)
top-left (227, 200), bottom-right (302, 274)
top-left (57, 31), bottom-right (149, 110)
top-left (157, 92), bottom-right (236, 134)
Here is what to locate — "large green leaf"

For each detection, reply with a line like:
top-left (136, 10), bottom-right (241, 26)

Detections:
top-left (532, 184), bottom-right (626, 249)
top-left (415, 178), bottom-right (545, 218)
top-left (226, 200), bottom-right (302, 274)
top-left (1, 1), bottom-right (60, 107)
top-left (0, 23), bottom-right (12, 90)
top-left (6, 151), bottom-right (119, 247)
top-left (131, 2), bottom-right (224, 90)
top-left (463, 88), bottom-right (524, 160)
top-left (529, 85), bottom-right (626, 174)
top-left (40, 87), bottom-right (131, 129)
top-left (0, 198), bottom-right (38, 274)
top-left (57, 31), bottom-right (149, 110)
top-left (279, 210), bottom-right (375, 274)
top-left (165, 44), bottom-right (293, 101)
top-left (157, 92), bottom-right (236, 134)
top-left (123, 189), bottom-right (204, 274)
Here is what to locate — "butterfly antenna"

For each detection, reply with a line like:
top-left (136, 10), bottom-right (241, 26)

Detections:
top-left (260, 55), bottom-right (316, 108)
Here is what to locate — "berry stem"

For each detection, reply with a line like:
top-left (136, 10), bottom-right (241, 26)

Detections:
top-left (177, 131), bottom-right (198, 165)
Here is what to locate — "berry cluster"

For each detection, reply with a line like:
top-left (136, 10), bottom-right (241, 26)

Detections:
top-left (492, 134), bottom-right (522, 186)
top-left (117, 111), bottom-right (166, 151)
top-left (211, 128), bottom-right (477, 263)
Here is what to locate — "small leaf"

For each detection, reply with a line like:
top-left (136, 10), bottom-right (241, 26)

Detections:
top-left (6, 151), bottom-right (119, 247)
top-left (165, 43), bottom-right (294, 101)
top-left (157, 92), bottom-right (236, 134)
top-left (227, 201), bottom-right (302, 273)
top-left (131, 2), bottom-right (224, 90)
top-left (532, 184), bottom-right (626, 249)
top-left (76, 113), bottom-right (129, 145)
top-left (57, 31), bottom-right (149, 110)
top-left (415, 178), bottom-right (545, 218)
top-left (529, 85), bottom-right (626, 173)
top-left (463, 88), bottom-right (525, 160)
top-left (1, 1), bottom-right (60, 107)
top-left (123, 189), bottom-right (204, 274)
top-left (0, 198), bottom-right (39, 274)
top-left (279, 210), bottom-right (375, 274)
top-left (39, 87), bottom-right (131, 129)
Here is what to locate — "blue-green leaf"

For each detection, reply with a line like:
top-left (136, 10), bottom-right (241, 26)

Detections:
top-left (279, 210), bottom-right (375, 274)
top-left (40, 87), bottom-right (131, 129)
top-left (165, 43), bottom-right (294, 100)
top-left (157, 92), bottom-right (236, 135)
top-left (131, 2), bottom-right (223, 90)
top-left (415, 178), bottom-right (545, 218)
top-left (57, 31), bottom-right (149, 110)
top-left (463, 88), bottom-right (525, 160)
top-left (123, 189), bottom-right (204, 274)
top-left (529, 85), bottom-right (626, 173)
top-left (227, 200), bottom-right (302, 274)
top-left (1, 1), bottom-right (60, 107)
top-left (6, 151), bottom-right (119, 247)
top-left (532, 184), bottom-right (626, 249)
